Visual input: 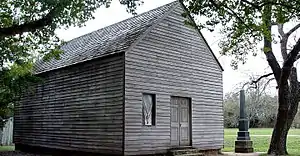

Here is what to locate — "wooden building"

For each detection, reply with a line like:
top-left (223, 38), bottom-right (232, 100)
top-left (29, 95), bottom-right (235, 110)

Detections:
top-left (14, 1), bottom-right (224, 155)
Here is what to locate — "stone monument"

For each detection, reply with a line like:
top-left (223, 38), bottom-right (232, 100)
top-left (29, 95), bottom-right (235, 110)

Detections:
top-left (234, 89), bottom-right (254, 153)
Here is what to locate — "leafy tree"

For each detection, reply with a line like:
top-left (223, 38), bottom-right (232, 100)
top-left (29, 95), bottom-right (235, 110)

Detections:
top-left (0, 0), bottom-right (142, 66)
top-left (181, 0), bottom-right (300, 155)
top-left (0, 61), bottom-right (41, 128)
top-left (0, 0), bottom-right (141, 124)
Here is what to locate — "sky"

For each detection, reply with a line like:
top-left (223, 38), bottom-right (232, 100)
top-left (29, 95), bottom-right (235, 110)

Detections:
top-left (55, 0), bottom-right (299, 96)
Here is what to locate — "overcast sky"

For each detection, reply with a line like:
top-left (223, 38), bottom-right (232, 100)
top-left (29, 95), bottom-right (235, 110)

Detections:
top-left (55, 0), bottom-right (300, 95)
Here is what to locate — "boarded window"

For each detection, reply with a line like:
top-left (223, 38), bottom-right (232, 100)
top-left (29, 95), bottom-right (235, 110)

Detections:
top-left (142, 93), bottom-right (156, 126)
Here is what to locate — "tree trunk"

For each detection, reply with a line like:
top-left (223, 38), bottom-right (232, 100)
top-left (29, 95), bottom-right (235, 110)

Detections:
top-left (268, 128), bottom-right (288, 155)
top-left (280, 99), bottom-right (298, 155)
top-left (281, 68), bottom-right (299, 155)
top-left (282, 127), bottom-right (289, 155)
top-left (262, 3), bottom-right (289, 154)
top-left (281, 99), bottom-right (297, 156)
top-left (282, 121), bottom-right (291, 155)
top-left (282, 91), bottom-right (299, 154)
top-left (267, 66), bottom-right (299, 156)
top-left (268, 83), bottom-right (290, 155)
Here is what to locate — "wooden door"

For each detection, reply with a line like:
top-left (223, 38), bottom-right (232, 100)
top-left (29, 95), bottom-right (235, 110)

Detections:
top-left (171, 96), bottom-right (190, 147)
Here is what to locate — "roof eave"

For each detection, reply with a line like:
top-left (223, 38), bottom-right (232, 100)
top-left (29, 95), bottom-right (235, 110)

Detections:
top-left (33, 51), bottom-right (126, 75)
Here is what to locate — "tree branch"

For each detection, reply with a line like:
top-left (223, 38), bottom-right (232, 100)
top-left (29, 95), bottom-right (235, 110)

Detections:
top-left (278, 24), bottom-right (288, 60)
top-left (240, 0), bottom-right (300, 12)
top-left (249, 73), bottom-right (276, 90)
top-left (209, 0), bottom-right (255, 33)
top-left (267, 78), bottom-right (276, 86)
top-left (262, 3), bottom-right (282, 86)
top-left (272, 22), bottom-right (279, 26)
top-left (259, 2), bottom-right (300, 12)
top-left (280, 38), bottom-right (300, 85)
top-left (265, 48), bottom-right (282, 84)
top-left (284, 38), bottom-right (300, 67)
top-left (296, 54), bottom-right (300, 61)
top-left (0, 7), bottom-right (57, 38)
top-left (278, 23), bottom-right (285, 37)
top-left (261, 77), bottom-right (276, 93)
top-left (286, 23), bottom-right (300, 37)
top-left (240, 0), bottom-right (259, 8)
top-left (251, 73), bottom-right (274, 85)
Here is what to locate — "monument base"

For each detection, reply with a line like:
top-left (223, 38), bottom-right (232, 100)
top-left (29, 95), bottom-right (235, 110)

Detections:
top-left (234, 140), bottom-right (254, 153)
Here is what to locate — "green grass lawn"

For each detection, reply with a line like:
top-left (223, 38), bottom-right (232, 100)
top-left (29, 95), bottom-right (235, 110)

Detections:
top-left (0, 129), bottom-right (298, 155)
top-left (224, 128), bottom-right (300, 155)
top-left (225, 128), bottom-right (300, 136)
top-left (0, 146), bottom-right (14, 151)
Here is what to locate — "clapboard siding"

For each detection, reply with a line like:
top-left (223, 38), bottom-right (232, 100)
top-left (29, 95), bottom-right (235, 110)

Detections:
top-left (14, 53), bottom-right (124, 155)
top-left (124, 3), bottom-right (223, 155)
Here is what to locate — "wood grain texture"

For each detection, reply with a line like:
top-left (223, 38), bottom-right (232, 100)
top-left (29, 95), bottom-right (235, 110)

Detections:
top-left (124, 3), bottom-right (223, 155)
top-left (14, 53), bottom-right (125, 155)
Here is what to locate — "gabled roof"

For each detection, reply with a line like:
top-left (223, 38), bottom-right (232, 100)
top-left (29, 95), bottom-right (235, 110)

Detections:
top-left (34, 1), bottom-right (178, 74)
top-left (34, 0), bottom-right (223, 74)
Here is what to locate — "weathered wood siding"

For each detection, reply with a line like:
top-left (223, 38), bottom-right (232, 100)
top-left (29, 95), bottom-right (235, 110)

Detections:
top-left (14, 53), bottom-right (124, 155)
top-left (124, 4), bottom-right (223, 155)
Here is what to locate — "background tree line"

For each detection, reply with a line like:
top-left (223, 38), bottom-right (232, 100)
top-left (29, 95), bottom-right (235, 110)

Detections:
top-left (224, 77), bottom-right (300, 129)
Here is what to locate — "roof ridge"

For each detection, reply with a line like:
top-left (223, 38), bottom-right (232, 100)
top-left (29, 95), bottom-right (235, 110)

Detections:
top-left (124, 1), bottom-right (179, 54)
top-left (64, 1), bottom-right (178, 44)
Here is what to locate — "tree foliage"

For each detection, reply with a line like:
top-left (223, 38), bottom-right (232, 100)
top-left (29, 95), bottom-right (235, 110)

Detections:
top-left (183, 0), bottom-right (300, 68)
top-left (0, 61), bottom-right (40, 122)
top-left (182, 0), bottom-right (300, 154)
top-left (0, 0), bottom-right (143, 67)
top-left (0, 0), bottom-right (142, 122)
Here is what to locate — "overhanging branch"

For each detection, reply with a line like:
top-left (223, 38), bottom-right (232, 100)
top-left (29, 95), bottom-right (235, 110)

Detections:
top-left (260, 1), bottom-right (300, 12)
top-left (252, 73), bottom-right (273, 83)
top-left (250, 72), bottom-right (275, 89)
top-left (240, 0), bottom-right (300, 12)
top-left (0, 6), bottom-right (58, 37)
top-left (240, 0), bottom-right (259, 8)
top-left (251, 73), bottom-right (274, 84)
top-left (209, 0), bottom-right (255, 33)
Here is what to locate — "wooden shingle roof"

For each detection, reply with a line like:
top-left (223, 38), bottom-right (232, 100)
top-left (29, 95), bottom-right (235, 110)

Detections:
top-left (34, 1), bottom-right (179, 74)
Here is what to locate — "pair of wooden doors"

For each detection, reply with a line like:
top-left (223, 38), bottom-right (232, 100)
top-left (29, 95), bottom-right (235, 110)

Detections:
top-left (170, 96), bottom-right (191, 147)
